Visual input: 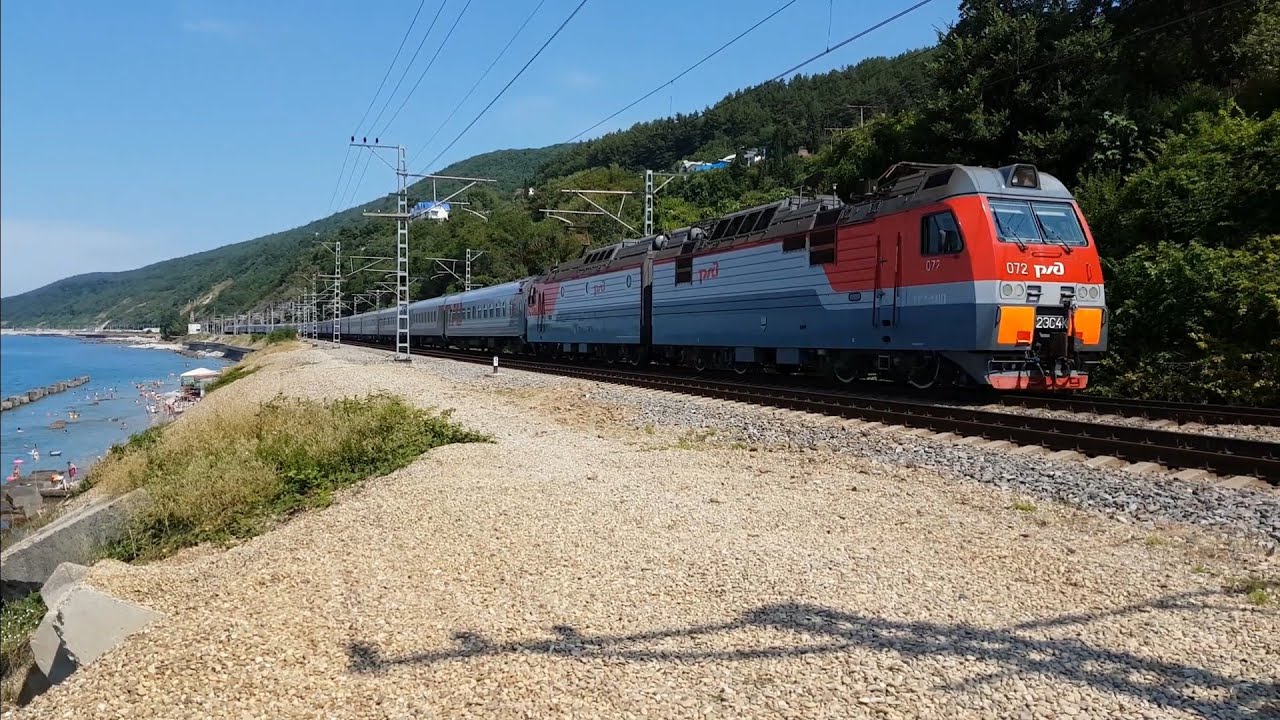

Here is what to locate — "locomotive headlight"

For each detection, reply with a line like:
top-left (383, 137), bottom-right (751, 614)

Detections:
top-left (1014, 283), bottom-right (1025, 297)
top-left (1001, 283), bottom-right (1014, 298)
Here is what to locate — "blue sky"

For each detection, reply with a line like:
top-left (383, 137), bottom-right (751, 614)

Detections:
top-left (0, 0), bottom-right (957, 296)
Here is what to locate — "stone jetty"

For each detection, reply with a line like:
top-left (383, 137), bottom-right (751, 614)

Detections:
top-left (0, 376), bottom-right (90, 412)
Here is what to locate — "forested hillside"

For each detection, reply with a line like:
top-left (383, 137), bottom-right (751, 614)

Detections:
top-left (0, 146), bottom-right (566, 329)
top-left (3, 0), bottom-right (1276, 404)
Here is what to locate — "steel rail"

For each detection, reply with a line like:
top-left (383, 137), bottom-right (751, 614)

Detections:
top-left (999, 393), bottom-right (1280, 427)
top-left (341, 341), bottom-right (1280, 483)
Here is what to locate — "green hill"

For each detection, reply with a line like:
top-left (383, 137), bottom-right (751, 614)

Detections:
top-left (0, 146), bottom-right (567, 329)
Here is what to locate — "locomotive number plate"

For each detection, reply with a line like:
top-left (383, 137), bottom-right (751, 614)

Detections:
top-left (1035, 315), bottom-right (1068, 330)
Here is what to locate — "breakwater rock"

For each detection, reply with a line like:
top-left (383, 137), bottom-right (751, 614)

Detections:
top-left (0, 375), bottom-right (90, 412)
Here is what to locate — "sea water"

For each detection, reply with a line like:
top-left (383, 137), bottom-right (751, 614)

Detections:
top-left (0, 334), bottom-right (232, 478)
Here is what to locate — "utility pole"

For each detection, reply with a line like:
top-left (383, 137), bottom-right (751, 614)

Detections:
top-left (310, 275), bottom-right (319, 341)
top-left (332, 240), bottom-right (341, 345)
top-left (352, 139), bottom-right (411, 362)
top-left (644, 169), bottom-right (680, 236)
top-left (465, 248), bottom-right (484, 291)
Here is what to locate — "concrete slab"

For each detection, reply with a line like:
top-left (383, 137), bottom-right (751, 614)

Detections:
top-left (1171, 468), bottom-right (1210, 483)
top-left (1124, 462), bottom-right (1164, 475)
top-left (1, 489), bottom-right (150, 602)
top-left (4, 485), bottom-right (44, 519)
top-left (955, 436), bottom-right (988, 446)
top-left (1010, 445), bottom-right (1049, 456)
top-left (1047, 450), bottom-right (1084, 462)
top-left (30, 584), bottom-right (164, 686)
top-left (858, 422), bottom-right (885, 432)
top-left (929, 432), bottom-right (958, 442)
top-left (904, 428), bottom-right (935, 437)
top-left (1084, 455), bottom-right (1126, 470)
top-left (40, 563), bottom-right (91, 610)
top-left (979, 440), bottom-right (1014, 450)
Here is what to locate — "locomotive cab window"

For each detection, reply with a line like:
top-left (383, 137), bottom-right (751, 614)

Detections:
top-left (921, 211), bottom-right (964, 256)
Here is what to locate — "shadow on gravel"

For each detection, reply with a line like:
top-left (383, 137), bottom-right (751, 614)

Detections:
top-left (345, 591), bottom-right (1276, 718)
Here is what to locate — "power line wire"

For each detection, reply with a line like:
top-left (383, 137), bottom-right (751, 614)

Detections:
top-left (763, 0), bottom-right (937, 84)
top-left (341, 148), bottom-right (374, 211)
top-left (352, 0), bottom-right (430, 135)
top-left (327, 145), bottom-right (357, 212)
top-left (366, 0), bottom-right (450, 136)
top-left (565, 0), bottom-right (798, 143)
top-left (407, 0), bottom-right (550, 169)
top-left (328, 0), bottom-right (430, 212)
top-left (419, 0), bottom-right (590, 174)
top-left (377, 0), bottom-right (475, 138)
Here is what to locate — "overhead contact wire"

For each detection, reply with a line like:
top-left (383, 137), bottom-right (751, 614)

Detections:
top-left (419, 0), bottom-right (591, 174)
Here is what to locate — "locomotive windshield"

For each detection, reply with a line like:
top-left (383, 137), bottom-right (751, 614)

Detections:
top-left (989, 199), bottom-right (1088, 247)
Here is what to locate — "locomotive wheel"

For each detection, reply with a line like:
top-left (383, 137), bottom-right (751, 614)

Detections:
top-left (693, 353), bottom-right (708, 373)
top-left (833, 360), bottom-right (859, 384)
top-left (732, 363), bottom-right (749, 375)
top-left (906, 353), bottom-right (942, 390)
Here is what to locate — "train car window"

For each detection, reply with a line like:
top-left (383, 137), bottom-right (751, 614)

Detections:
top-left (989, 200), bottom-right (1042, 244)
top-left (753, 206), bottom-right (777, 231)
top-left (1031, 202), bottom-right (1089, 246)
top-left (921, 211), bottom-right (965, 255)
top-left (675, 257), bottom-right (693, 284)
top-left (782, 234), bottom-right (806, 252)
top-left (808, 228), bottom-right (836, 265)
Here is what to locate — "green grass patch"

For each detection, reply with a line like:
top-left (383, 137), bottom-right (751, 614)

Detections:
top-left (265, 328), bottom-right (297, 344)
top-left (1010, 498), bottom-right (1037, 513)
top-left (97, 393), bottom-right (487, 562)
top-left (1, 593), bottom-right (46, 704)
top-left (1224, 575), bottom-right (1278, 606)
top-left (205, 364), bottom-right (259, 393)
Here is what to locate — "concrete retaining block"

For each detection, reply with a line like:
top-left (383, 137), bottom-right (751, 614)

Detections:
top-left (40, 563), bottom-right (92, 610)
top-left (0, 489), bottom-right (150, 602)
top-left (4, 485), bottom-right (44, 520)
top-left (30, 583), bottom-right (164, 686)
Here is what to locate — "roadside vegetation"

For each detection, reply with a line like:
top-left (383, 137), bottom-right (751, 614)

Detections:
top-left (204, 364), bottom-right (258, 393)
top-left (85, 393), bottom-right (486, 562)
top-left (265, 328), bottom-right (296, 344)
top-left (0, 593), bottom-right (46, 705)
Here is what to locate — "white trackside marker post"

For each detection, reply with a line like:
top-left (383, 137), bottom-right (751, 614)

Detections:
top-left (493, 355), bottom-right (499, 374)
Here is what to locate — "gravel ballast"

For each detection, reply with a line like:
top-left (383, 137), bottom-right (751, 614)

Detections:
top-left (16, 344), bottom-right (1279, 720)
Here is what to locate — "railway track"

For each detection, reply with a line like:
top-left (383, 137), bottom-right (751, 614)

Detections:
top-left (999, 393), bottom-right (1280, 427)
top-left (338, 341), bottom-right (1280, 484)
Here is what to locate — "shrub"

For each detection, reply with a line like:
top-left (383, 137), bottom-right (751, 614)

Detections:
top-left (0, 593), bottom-right (45, 703)
top-left (265, 328), bottom-right (297, 344)
top-left (99, 393), bottom-right (487, 562)
top-left (204, 365), bottom-right (258, 394)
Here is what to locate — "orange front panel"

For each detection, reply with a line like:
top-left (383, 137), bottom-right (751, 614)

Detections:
top-left (1072, 307), bottom-right (1103, 345)
top-left (997, 305), bottom-right (1035, 345)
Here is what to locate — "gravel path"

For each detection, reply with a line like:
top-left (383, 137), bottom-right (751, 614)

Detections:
top-left (17, 344), bottom-right (1279, 720)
